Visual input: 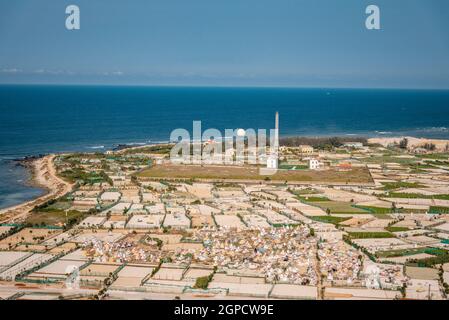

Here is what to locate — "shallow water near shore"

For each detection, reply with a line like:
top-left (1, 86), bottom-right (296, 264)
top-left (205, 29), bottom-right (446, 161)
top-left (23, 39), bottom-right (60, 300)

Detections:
top-left (1, 85), bottom-right (449, 209)
top-left (0, 159), bottom-right (46, 210)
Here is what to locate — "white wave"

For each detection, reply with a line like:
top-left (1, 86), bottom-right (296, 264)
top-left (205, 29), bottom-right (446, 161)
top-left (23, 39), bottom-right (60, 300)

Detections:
top-left (88, 145), bottom-right (105, 149)
top-left (126, 142), bottom-right (147, 146)
top-left (419, 127), bottom-right (448, 132)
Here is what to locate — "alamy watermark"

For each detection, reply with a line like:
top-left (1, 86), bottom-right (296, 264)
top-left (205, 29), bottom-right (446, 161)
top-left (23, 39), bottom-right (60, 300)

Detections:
top-left (65, 4), bottom-right (380, 31)
top-left (169, 118), bottom-right (280, 175)
top-left (66, 5), bottom-right (80, 30)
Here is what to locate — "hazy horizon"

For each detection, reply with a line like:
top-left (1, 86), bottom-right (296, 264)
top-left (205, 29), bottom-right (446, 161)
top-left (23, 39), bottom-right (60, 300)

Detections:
top-left (1, 0), bottom-right (449, 89)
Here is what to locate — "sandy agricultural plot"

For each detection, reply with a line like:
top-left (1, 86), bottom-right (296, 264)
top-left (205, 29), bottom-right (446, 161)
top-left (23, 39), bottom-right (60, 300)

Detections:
top-left (163, 213), bottom-right (190, 228)
top-left (406, 266), bottom-right (440, 280)
top-left (100, 191), bottom-right (121, 202)
top-left (0, 226), bottom-right (14, 236)
top-left (352, 238), bottom-right (412, 253)
top-left (0, 253), bottom-right (54, 280)
top-left (319, 188), bottom-right (377, 203)
top-left (146, 203), bottom-right (165, 214)
top-left (434, 223), bottom-right (449, 232)
top-left (214, 215), bottom-right (246, 229)
top-left (103, 220), bottom-right (127, 229)
top-left (359, 219), bottom-right (393, 228)
top-left (112, 265), bottom-right (155, 288)
top-left (29, 259), bottom-right (86, 280)
top-left (324, 287), bottom-right (400, 300)
top-left (197, 204), bottom-right (221, 215)
top-left (60, 248), bottom-right (90, 261)
top-left (47, 242), bottom-right (77, 255)
top-left (141, 192), bottom-right (160, 203)
top-left (256, 209), bottom-right (297, 225)
top-left (270, 284), bottom-right (317, 300)
top-left (406, 279), bottom-right (443, 300)
top-left (191, 215), bottom-right (214, 227)
top-left (162, 242), bottom-right (203, 251)
top-left (406, 235), bottom-right (440, 245)
top-left (71, 231), bottom-right (124, 243)
top-left (126, 215), bottom-right (164, 229)
top-left (185, 183), bottom-right (214, 199)
top-left (147, 233), bottom-right (183, 244)
top-left (79, 216), bottom-right (107, 228)
top-left (0, 251), bottom-right (30, 268)
top-left (152, 266), bottom-right (185, 281)
top-left (108, 202), bottom-right (132, 214)
top-left (182, 268), bottom-right (213, 281)
top-left (208, 281), bottom-right (272, 298)
top-left (356, 200), bottom-right (393, 208)
top-left (286, 202), bottom-right (327, 216)
top-left (242, 214), bottom-right (271, 228)
top-left (80, 263), bottom-right (120, 276)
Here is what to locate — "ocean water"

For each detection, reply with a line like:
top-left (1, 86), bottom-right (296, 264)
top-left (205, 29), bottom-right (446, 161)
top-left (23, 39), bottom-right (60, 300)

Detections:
top-left (1, 85), bottom-right (449, 209)
top-left (0, 160), bottom-right (45, 210)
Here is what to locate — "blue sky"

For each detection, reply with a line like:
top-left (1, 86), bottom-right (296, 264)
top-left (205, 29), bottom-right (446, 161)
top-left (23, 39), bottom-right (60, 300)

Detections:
top-left (1, 0), bottom-right (449, 88)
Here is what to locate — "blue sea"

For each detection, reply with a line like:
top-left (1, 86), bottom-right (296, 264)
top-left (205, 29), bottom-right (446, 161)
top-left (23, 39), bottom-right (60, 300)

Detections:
top-left (1, 84), bottom-right (449, 209)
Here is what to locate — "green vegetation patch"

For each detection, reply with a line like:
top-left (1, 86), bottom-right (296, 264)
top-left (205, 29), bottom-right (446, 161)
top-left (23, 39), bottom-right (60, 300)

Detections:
top-left (298, 196), bottom-right (330, 202)
top-left (429, 206), bottom-right (449, 214)
top-left (193, 269), bottom-right (216, 290)
top-left (409, 163), bottom-right (438, 170)
top-left (416, 153), bottom-right (449, 160)
top-left (423, 159), bottom-right (449, 166)
top-left (376, 247), bottom-right (445, 259)
top-left (385, 226), bottom-right (410, 233)
top-left (364, 155), bottom-right (417, 165)
top-left (289, 188), bottom-right (320, 195)
top-left (310, 201), bottom-right (370, 214)
top-left (25, 209), bottom-right (85, 228)
top-left (347, 231), bottom-right (395, 239)
top-left (309, 216), bottom-right (351, 225)
top-left (381, 181), bottom-right (425, 191)
top-left (124, 144), bottom-right (173, 155)
top-left (384, 193), bottom-right (449, 200)
top-left (406, 251), bottom-right (449, 268)
top-left (33, 197), bottom-right (72, 212)
top-left (59, 168), bottom-right (111, 185)
top-left (354, 205), bottom-right (393, 214)
top-left (278, 164), bottom-right (308, 170)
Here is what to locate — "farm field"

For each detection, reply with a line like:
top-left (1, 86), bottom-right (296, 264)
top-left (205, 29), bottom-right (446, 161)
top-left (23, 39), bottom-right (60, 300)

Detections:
top-left (137, 164), bottom-right (374, 184)
top-left (309, 201), bottom-right (370, 214)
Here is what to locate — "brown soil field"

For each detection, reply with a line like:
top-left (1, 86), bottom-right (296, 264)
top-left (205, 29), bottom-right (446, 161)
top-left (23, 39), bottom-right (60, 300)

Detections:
top-left (137, 164), bottom-right (373, 184)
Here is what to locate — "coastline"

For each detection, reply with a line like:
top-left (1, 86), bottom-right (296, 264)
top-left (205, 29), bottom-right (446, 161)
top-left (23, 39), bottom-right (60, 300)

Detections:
top-left (1, 134), bottom-right (449, 224)
top-left (0, 155), bottom-right (74, 223)
top-left (368, 136), bottom-right (449, 151)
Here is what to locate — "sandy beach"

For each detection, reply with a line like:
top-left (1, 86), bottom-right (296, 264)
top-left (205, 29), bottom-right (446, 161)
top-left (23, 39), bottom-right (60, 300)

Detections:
top-left (0, 155), bottom-right (74, 223)
top-left (368, 136), bottom-right (449, 151)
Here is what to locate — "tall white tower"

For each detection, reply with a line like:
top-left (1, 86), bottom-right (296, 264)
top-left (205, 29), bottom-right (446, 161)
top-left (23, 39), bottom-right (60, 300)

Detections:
top-left (266, 111), bottom-right (279, 169)
top-left (274, 111), bottom-right (279, 150)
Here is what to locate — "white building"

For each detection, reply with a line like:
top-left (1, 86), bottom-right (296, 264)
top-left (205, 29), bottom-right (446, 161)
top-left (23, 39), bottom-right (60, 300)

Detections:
top-left (309, 158), bottom-right (321, 170)
top-left (298, 145), bottom-right (314, 154)
top-left (344, 142), bottom-right (363, 149)
top-left (266, 155), bottom-right (278, 169)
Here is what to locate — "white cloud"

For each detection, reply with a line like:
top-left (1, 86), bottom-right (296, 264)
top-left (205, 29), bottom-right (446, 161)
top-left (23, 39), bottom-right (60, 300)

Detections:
top-left (1, 68), bottom-right (21, 73)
